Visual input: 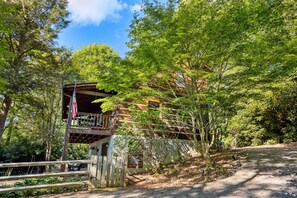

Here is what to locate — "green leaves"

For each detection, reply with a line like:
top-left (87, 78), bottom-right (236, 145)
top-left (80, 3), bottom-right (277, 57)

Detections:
top-left (0, 0), bottom-right (70, 139)
top-left (121, 0), bottom-right (297, 154)
top-left (0, 0), bottom-right (70, 95)
top-left (71, 44), bottom-right (120, 83)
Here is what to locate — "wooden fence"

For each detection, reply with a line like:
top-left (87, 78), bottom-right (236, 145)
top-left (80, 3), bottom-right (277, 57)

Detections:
top-left (89, 155), bottom-right (127, 187)
top-left (0, 160), bottom-right (90, 193)
top-left (0, 156), bottom-right (127, 194)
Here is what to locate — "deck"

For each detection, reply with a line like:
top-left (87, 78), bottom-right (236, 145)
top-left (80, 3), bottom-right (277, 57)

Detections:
top-left (67, 112), bottom-right (114, 143)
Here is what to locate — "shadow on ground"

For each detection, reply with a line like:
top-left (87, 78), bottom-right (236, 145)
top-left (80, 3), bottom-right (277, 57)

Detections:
top-left (92, 147), bottom-right (297, 198)
top-left (44, 146), bottom-right (297, 198)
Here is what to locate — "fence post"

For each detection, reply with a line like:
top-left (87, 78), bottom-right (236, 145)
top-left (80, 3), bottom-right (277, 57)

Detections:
top-left (91, 155), bottom-right (98, 178)
top-left (101, 156), bottom-right (107, 186)
top-left (88, 155), bottom-right (98, 190)
top-left (123, 155), bottom-right (128, 187)
top-left (96, 156), bottom-right (103, 187)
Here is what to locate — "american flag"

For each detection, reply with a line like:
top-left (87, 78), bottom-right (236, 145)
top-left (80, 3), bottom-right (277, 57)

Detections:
top-left (72, 88), bottom-right (78, 120)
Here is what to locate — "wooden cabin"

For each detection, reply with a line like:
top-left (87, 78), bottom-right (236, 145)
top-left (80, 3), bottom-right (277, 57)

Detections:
top-left (62, 83), bottom-right (116, 143)
top-left (61, 83), bottom-right (196, 171)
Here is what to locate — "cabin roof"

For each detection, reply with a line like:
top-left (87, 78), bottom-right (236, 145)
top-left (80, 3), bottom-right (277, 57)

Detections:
top-left (62, 83), bottom-right (115, 119)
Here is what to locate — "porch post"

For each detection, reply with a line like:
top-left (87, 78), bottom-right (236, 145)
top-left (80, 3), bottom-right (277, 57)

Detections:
top-left (61, 96), bottom-right (73, 171)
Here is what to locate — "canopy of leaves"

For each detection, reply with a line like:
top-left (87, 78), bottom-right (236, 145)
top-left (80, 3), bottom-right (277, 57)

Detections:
top-left (0, 0), bottom-right (73, 161)
top-left (71, 43), bottom-right (120, 83)
top-left (98, 0), bottom-right (297, 157)
top-left (0, 0), bottom-right (69, 97)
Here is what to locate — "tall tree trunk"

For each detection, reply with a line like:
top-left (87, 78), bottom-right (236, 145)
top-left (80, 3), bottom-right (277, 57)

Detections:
top-left (45, 141), bottom-right (52, 172)
top-left (5, 116), bottom-right (15, 145)
top-left (0, 95), bottom-right (12, 140)
top-left (45, 142), bottom-right (52, 161)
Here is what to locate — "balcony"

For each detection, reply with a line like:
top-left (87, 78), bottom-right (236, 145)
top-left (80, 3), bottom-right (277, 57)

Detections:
top-left (67, 112), bottom-right (115, 144)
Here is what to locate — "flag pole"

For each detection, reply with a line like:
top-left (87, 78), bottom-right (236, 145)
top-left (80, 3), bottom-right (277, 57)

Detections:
top-left (61, 81), bottom-right (77, 170)
top-left (72, 81), bottom-right (78, 124)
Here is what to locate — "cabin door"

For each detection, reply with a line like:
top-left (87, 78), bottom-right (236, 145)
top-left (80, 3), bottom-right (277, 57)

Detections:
top-left (101, 142), bottom-right (109, 156)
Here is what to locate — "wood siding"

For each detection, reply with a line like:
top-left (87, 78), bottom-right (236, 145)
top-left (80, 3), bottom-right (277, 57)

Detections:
top-left (114, 100), bottom-right (193, 139)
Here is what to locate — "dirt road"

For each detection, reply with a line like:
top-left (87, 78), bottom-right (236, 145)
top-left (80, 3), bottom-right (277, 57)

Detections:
top-left (44, 145), bottom-right (297, 198)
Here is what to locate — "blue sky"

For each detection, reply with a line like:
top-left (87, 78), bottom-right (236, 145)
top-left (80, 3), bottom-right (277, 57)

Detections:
top-left (58, 0), bottom-right (143, 57)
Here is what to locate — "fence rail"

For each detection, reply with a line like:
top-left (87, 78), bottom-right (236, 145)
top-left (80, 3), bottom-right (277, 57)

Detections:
top-left (0, 160), bottom-right (91, 194)
top-left (0, 170), bottom-right (89, 181)
top-left (0, 181), bottom-right (89, 193)
top-left (0, 157), bottom-right (126, 194)
top-left (0, 160), bottom-right (91, 168)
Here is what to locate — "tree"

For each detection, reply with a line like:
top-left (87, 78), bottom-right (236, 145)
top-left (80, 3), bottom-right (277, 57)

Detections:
top-left (226, 78), bottom-right (297, 147)
top-left (95, 0), bottom-right (296, 169)
top-left (0, 0), bottom-right (15, 91)
top-left (28, 49), bottom-right (73, 161)
top-left (71, 43), bottom-right (120, 83)
top-left (121, 0), bottom-right (244, 167)
top-left (0, 0), bottom-right (69, 139)
top-left (223, 0), bottom-right (297, 147)
top-left (0, 47), bottom-right (75, 162)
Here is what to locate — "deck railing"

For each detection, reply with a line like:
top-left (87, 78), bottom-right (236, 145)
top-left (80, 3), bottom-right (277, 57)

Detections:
top-left (70, 112), bottom-right (113, 130)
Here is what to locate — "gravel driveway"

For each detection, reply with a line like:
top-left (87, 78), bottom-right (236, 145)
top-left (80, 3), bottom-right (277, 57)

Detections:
top-left (44, 145), bottom-right (297, 198)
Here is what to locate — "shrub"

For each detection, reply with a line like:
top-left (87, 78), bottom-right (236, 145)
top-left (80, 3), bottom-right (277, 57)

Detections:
top-left (1, 176), bottom-right (86, 197)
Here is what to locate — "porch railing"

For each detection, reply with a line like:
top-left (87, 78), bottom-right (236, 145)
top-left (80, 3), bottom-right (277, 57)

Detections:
top-left (70, 112), bottom-right (113, 130)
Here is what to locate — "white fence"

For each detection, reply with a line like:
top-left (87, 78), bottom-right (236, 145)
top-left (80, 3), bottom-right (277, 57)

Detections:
top-left (89, 155), bottom-right (127, 187)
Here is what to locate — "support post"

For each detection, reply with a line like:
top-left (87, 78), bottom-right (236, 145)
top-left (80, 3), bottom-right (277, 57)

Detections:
top-left (61, 96), bottom-right (73, 171)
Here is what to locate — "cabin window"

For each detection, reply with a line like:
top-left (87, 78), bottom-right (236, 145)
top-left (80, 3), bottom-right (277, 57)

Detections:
top-left (101, 142), bottom-right (109, 156)
top-left (127, 139), bottom-right (143, 169)
top-left (148, 101), bottom-right (160, 109)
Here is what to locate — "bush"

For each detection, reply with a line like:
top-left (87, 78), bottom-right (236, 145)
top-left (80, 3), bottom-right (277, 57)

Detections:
top-left (265, 139), bottom-right (279, 145)
top-left (251, 138), bottom-right (262, 146)
top-left (1, 176), bottom-right (87, 197)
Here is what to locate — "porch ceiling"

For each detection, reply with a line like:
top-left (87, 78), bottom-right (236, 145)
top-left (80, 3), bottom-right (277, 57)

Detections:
top-left (62, 83), bottom-right (116, 119)
top-left (69, 133), bottom-right (108, 144)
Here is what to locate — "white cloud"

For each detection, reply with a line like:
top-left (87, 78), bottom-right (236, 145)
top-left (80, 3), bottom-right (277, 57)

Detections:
top-left (68, 0), bottom-right (128, 26)
top-left (129, 4), bottom-right (142, 13)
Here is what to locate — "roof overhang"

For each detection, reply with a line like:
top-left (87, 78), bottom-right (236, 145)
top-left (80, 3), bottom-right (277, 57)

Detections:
top-left (62, 83), bottom-right (115, 119)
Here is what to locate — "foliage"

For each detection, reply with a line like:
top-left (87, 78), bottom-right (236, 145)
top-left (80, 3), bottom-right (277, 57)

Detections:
top-left (0, 47), bottom-right (75, 162)
top-left (0, 0), bottom-right (70, 139)
top-left (71, 43), bottom-right (120, 83)
top-left (1, 176), bottom-right (86, 197)
top-left (0, 136), bottom-right (45, 162)
top-left (225, 79), bottom-right (297, 147)
top-left (68, 144), bottom-right (89, 160)
top-left (93, 0), bottom-right (297, 171)
top-left (261, 81), bottom-right (297, 143)
top-left (0, 0), bottom-right (295, 178)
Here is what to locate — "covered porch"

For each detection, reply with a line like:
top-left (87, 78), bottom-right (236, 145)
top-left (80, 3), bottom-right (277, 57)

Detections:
top-left (62, 83), bottom-right (116, 144)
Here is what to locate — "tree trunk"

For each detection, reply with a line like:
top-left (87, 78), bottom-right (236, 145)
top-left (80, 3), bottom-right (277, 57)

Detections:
top-left (0, 95), bottom-right (12, 140)
top-left (5, 116), bottom-right (15, 145)
top-left (45, 141), bottom-right (52, 172)
top-left (45, 142), bottom-right (52, 161)
top-left (203, 146), bottom-right (212, 176)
